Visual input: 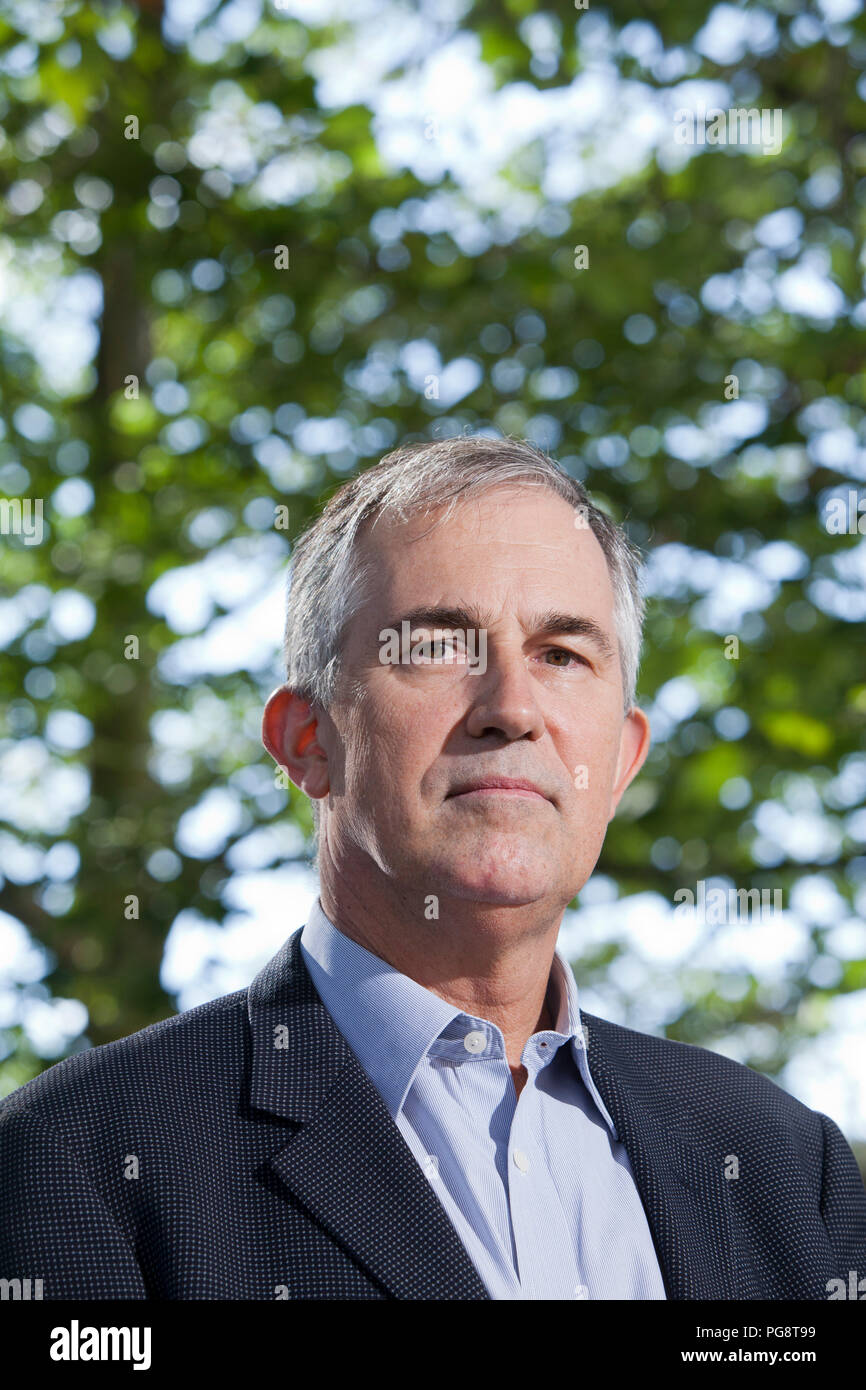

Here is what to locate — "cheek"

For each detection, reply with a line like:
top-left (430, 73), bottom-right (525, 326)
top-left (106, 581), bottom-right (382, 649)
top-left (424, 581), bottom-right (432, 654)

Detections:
top-left (345, 700), bottom-right (426, 796)
top-left (560, 712), bottom-right (619, 770)
top-left (557, 734), bottom-right (622, 816)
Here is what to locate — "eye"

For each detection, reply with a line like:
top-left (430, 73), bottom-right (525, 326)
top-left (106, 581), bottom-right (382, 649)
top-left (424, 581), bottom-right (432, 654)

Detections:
top-left (416, 636), bottom-right (465, 661)
top-left (543, 648), bottom-right (590, 668)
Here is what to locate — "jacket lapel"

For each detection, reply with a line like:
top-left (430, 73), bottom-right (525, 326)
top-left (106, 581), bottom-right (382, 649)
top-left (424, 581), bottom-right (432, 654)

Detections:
top-left (247, 928), bottom-right (490, 1299)
top-left (583, 1012), bottom-right (736, 1300)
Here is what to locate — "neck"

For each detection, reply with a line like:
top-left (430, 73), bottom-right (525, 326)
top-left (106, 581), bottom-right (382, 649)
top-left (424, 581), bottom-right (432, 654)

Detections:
top-left (317, 869), bottom-right (565, 1070)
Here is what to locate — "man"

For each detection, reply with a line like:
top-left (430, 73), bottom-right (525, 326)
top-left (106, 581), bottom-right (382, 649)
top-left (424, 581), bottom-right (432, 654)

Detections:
top-left (1, 436), bottom-right (864, 1300)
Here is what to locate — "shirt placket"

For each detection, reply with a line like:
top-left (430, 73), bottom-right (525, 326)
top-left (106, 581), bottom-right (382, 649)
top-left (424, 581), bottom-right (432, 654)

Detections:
top-left (506, 1041), bottom-right (586, 1300)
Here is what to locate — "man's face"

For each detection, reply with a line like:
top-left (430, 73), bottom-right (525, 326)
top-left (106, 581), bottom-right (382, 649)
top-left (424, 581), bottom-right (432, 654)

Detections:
top-left (312, 484), bottom-right (649, 908)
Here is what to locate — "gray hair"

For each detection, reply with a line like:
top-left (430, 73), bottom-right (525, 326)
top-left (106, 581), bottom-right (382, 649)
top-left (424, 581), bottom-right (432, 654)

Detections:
top-left (281, 436), bottom-right (646, 862)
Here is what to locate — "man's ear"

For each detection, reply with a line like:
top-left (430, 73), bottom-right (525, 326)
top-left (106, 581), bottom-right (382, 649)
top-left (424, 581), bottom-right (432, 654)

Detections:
top-left (607, 705), bottom-right (651, 821)
top-left (262, 686), bottom-right (330, 800)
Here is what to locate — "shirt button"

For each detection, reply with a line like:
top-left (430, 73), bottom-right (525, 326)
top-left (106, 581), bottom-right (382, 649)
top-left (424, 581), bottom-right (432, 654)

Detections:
top-left (463, 1029), bottom-right (486, 1054)
top-left (422, 1155), bottom-right (440, 1181)
top-left (513, 1149), bottom-right (530, 1172)
top-left (574, 1284), bottom-right (589, 1299)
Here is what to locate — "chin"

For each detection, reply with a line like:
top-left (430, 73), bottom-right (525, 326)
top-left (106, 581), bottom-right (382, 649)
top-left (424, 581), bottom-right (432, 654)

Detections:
top-left (428, 846), bottom-right (555, 905)
top-left (448, 883), bottom-right (550, 908)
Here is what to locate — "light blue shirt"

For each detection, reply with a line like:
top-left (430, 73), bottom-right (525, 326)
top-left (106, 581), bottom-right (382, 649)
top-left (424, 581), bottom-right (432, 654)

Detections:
top-left (299, 898), bottom-right (667, 1300)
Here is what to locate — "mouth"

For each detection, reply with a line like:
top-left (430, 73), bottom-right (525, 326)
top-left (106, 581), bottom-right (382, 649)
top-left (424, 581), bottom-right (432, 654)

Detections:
top-left (447, 777), bottom-right (551, 802)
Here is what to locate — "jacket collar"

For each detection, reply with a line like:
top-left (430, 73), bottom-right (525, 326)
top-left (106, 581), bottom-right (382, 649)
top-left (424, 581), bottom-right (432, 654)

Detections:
top-left (248, 927), bottom-right (735, 1300)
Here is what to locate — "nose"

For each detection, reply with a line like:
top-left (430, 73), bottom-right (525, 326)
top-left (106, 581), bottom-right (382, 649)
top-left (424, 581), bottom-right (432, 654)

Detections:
top-left (464, 645), bottom-right (546, 742)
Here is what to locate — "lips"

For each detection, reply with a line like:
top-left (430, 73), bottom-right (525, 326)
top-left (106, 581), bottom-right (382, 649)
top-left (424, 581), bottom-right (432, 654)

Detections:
top-left (447, 777), bottom-right (550, 801)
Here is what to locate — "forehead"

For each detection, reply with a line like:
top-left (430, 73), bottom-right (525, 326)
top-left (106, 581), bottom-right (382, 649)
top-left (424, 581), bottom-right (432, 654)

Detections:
top-left (353, 484), bottom-right (615, 613)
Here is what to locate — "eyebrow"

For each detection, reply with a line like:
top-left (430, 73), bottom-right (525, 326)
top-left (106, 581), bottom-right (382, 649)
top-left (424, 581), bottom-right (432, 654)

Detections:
top-left (383, 606), bottom-right (616, 661)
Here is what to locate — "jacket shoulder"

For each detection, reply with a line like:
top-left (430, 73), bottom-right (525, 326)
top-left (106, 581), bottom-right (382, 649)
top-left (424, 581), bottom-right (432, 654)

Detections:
top-left (582, 1011), bottom-right (823, 1130)
top-left (0, 988), bottom-right (250, 1134)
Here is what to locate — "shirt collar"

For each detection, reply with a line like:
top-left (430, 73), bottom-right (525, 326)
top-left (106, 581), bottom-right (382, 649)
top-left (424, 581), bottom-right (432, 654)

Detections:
top-left (299, 896), bottom-right (617, 1137)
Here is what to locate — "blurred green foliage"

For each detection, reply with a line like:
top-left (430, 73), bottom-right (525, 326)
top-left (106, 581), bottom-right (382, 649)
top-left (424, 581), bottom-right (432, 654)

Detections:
top-left (0, 0), bottom-right (864, 1154)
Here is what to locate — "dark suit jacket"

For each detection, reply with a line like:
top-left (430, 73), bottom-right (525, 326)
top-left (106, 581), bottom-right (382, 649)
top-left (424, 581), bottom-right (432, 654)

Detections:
top-left (1, 925), bottom-right (864, 1300)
